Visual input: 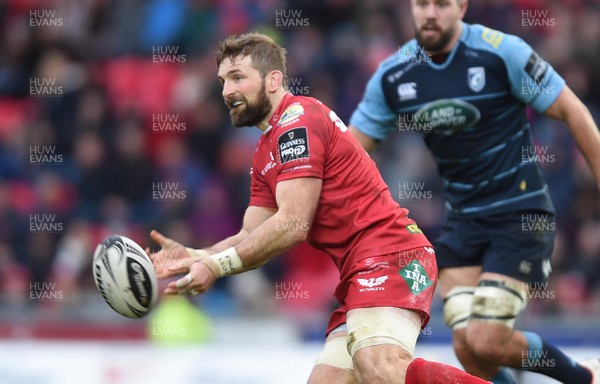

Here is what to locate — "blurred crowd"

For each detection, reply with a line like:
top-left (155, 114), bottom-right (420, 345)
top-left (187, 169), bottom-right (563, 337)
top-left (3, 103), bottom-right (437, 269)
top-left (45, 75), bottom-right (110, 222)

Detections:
top-left (0, 0), bottom-right (599, 330)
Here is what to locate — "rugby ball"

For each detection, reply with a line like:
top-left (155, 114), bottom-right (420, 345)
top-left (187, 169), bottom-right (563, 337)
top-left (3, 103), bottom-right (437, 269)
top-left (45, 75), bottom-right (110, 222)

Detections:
top-left (92, 235), bottom-right (158, 318)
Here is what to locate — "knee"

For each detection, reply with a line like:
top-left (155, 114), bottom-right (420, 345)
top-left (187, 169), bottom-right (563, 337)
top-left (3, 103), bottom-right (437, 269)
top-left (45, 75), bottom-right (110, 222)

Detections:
top-left (452, 328), bottom-right (472, 360)
top-left (465, 324), bottom-right (510, 363)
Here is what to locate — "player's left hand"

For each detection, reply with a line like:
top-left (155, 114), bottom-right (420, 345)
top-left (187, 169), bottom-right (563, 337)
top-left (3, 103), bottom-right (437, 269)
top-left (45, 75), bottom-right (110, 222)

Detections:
top-left (164, 258), bottom-right (218, 296)
top-left (147, 230), bottom-right (197, 279)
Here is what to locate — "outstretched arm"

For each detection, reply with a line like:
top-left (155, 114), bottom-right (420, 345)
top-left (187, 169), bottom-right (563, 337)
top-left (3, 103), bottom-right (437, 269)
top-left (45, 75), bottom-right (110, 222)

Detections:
top-left (544, 85), bottom-right (600, 188)
top-left (238, 176), bottom-right (321, 265)
top-left (164, 176), bottom-right (322, 295)
top-left (148, 205), bottom-right (275, 279)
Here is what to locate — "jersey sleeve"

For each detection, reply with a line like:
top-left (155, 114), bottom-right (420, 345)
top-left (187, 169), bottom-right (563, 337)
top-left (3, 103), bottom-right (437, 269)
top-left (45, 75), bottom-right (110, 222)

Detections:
top-left (349, 62), bottom-right (399, 141)
top-left (274, 102), bottom-right (327, 183)
top-left (498, 33), bottom-right (566, 113)
top-left (249, 167), bottom-right (277, 209)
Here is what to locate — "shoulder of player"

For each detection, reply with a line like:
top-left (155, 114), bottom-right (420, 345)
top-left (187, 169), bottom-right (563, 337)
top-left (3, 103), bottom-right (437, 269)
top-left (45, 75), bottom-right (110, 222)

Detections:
top-left (382, 45), bottom-right (413, 68)
top-left (358, 43), bottom-right (416, 91)
top-left (462, 22), bottom-right (528, 57)
top-left (373, 47), bottom-right (413, 77)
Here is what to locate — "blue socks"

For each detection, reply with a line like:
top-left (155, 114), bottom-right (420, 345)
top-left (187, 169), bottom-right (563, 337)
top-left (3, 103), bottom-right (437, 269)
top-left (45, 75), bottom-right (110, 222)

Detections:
top-left (491, 368), bottom-right (515, 384)
top-left (522, 331), bottom-right (592, 384)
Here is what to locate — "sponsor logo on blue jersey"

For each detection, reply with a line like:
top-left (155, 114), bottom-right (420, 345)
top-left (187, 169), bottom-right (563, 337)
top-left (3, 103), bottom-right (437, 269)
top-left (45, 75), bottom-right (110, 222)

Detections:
top-left (415, 99), bottom-right (481, 134)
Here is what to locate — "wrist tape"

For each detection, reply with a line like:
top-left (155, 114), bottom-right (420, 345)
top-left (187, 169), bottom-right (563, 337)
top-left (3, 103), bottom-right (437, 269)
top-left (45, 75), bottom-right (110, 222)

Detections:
top-left (210, 247), bottom-right (243, 277)
top-left (187, 247), bottom-right (242, 278)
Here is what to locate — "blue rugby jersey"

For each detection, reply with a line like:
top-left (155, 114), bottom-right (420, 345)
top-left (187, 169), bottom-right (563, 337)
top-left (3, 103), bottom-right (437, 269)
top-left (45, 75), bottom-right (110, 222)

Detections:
top-left (350, 22), bottom-right (565, 217)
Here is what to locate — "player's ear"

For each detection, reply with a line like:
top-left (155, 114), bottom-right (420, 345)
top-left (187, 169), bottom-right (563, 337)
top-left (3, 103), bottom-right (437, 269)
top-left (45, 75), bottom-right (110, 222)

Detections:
top-left (266, 70), bottom-right (284, 93)
top-left (458, 0), bottom-right (468, 17)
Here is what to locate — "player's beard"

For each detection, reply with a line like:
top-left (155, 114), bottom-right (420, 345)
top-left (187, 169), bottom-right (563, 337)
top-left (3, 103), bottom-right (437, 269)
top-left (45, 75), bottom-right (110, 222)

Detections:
top-left (228, 80), bottom-right (272, 128)
top-left (415, 23), bottom-right (455, 54)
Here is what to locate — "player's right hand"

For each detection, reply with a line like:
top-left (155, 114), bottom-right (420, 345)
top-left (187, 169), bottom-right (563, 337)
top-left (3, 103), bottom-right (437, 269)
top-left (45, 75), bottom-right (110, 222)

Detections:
top-left (164, 258), bottom-right (218, 296)
top-left (146, 230), bottom-right (198, 279)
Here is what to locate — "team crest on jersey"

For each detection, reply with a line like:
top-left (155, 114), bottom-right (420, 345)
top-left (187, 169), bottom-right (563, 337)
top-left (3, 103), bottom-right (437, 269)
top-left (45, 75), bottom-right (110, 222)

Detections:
top-left (277, 103), bottom-right (304, 127)
top-left (468, 67), bottom-right (485, 93)
top-left (278, 127), bottom-right (309, 164)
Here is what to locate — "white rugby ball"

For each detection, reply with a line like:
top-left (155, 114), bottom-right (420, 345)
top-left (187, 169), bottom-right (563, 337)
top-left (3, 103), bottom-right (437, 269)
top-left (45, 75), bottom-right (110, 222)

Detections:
top-left (92, 235), bottom-right (158, 318)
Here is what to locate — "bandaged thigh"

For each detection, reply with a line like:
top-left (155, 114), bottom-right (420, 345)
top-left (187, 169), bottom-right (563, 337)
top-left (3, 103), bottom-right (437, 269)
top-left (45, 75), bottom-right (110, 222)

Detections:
top-left (471, 279), bottom-right (527, 328)
top-left (346, 307), bottom-right (421, 357)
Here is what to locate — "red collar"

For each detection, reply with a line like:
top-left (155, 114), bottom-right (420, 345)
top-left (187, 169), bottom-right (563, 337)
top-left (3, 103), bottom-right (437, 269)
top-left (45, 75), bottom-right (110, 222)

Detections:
top-left (267, 93), bottom-right (294, 129)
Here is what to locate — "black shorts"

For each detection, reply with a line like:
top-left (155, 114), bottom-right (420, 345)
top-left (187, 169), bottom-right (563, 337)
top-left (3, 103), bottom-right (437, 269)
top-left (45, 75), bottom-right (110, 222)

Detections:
top-left (434, 210), bottom-right (555, 284)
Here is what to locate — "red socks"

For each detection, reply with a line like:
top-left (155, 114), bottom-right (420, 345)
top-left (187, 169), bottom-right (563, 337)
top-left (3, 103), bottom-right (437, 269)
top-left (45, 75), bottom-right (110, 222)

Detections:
top-left (405, 358), bottom-right (491, 384)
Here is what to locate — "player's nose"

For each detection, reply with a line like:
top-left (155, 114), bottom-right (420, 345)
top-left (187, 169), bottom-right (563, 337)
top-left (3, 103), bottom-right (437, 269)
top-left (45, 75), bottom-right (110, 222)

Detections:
top-left (222, 80), bottom-right (235, 99)
top-left (421, 2), bottom-right (438, 19)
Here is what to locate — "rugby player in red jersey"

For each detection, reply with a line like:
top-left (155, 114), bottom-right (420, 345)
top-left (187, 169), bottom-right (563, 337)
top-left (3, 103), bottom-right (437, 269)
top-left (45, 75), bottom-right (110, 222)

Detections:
top-left (148, 32), bottom-right (490, 384)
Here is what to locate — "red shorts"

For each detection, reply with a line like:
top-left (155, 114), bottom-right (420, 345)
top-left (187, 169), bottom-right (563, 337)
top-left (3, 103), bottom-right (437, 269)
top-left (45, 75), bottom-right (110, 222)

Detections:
top-left (326, 246), bottom-right (438, 335)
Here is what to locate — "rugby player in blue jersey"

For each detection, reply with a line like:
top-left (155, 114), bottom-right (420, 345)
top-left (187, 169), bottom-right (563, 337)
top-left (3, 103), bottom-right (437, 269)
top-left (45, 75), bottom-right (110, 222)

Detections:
top-left (349, 0), bottom-right (600, 383)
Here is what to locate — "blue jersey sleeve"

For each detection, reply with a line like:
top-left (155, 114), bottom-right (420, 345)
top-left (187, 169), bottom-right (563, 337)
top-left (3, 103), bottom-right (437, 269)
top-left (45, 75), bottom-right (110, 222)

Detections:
top-left (349, 62), bottom-right (398, 141)
top-left (497, 32), bottom-right (565, 113)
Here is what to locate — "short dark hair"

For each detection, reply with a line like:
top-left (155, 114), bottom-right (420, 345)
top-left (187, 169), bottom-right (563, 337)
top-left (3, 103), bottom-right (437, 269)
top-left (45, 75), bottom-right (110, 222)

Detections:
top-left (216, 33), bottom-right (287, 80)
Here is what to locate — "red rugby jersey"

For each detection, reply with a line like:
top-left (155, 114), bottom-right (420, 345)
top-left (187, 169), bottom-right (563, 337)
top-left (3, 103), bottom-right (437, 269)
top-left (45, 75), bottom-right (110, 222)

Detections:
top-left (250, 93), bottom-right (430, 277)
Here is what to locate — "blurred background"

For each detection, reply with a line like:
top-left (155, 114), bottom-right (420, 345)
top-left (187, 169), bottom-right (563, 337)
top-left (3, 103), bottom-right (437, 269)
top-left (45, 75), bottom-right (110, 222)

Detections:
top-left (0, 0), bottom-right (599, 383)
